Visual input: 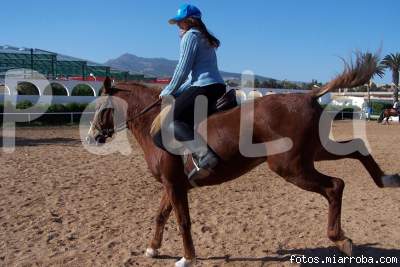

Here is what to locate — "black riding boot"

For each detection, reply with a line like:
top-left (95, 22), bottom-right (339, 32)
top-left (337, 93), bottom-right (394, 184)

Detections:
top-left (168, 121), bottom-right (219, 180)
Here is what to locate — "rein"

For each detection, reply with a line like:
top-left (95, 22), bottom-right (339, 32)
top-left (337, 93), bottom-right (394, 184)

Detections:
top-left (115, 98), bottom-right (161, 131)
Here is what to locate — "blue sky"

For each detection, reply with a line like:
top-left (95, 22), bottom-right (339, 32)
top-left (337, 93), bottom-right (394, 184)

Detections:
top-left (2, 0), bottom-right (399, 83)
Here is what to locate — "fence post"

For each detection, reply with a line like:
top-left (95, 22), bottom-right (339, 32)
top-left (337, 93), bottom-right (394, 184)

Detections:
top-left (70, 113), bottom-right (73, 124)
top-left (28, 113), bottom-right (31, 124)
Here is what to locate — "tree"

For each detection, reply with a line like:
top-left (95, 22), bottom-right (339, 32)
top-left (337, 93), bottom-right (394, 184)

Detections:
top-left (369, 81), bottom-right (377, 91)
top-left (262, 79), bottom-right (279, 88)
top-left (281, 80), bottom-right (298, 89)
top-left (226, 80), bottom-right (239, 87)
top-left (16, 82), bottom-right (39, 95)
top-left (242, 80), bottom-right (254, 88)
top-left (381, 53), bottom-right (400, 102)
top-left (305, 79), bottom-right (323, 90)
top-left (43, 83), bottom-right (68, 96)
top-left (71, 84), bottom-right (94, 96)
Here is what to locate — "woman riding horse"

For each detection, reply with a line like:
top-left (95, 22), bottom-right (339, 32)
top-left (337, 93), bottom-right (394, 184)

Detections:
top-left (86, 52), bottom-right (400, 267)
top-left (377, 100), bottom-right (400, 123)
top-left (152, 4), bottom-right (226, 180)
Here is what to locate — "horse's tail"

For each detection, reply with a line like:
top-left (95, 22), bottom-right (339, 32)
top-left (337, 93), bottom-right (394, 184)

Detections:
top-left (377, 110), bottom-right (385, 123)
top-left (310, 52), bottom-right (380, 99)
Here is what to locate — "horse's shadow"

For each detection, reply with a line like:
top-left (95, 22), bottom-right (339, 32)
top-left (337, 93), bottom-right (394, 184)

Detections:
top-left (153, 243), bottom-right (400, 266)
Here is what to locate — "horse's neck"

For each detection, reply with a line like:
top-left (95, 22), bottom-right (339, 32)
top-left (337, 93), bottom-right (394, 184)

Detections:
top-left (122, 88), bottom-right (160, 148)
top-left (130, 111), bottom-right (157, 141)
top-left (129, 111), bottom-right (160, 161)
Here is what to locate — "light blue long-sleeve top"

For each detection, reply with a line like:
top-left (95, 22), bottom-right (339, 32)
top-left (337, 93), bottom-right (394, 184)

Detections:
top-left (159, 28), bottom-right (225, 97)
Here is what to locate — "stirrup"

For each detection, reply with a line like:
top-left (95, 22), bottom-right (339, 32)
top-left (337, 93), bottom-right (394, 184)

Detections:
top-left (187, 158), bottom-right (212, 180)
top-left (187, 150), bottom-right (219, 180)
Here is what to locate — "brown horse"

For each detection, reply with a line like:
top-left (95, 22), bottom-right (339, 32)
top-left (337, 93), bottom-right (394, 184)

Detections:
top-left (377, 108), bottom-right (399, 124)
top-left (86, 54), bottom-right (400, 267)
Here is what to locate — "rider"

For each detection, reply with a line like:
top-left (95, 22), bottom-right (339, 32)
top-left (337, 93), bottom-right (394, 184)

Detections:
top-left (393, 100), bottom-right (400, 113)
top-left (153, 4), bottom-right (226, 179)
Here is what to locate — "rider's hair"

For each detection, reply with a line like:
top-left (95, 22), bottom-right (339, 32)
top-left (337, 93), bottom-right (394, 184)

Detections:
top-left (186, 17), bottom-right (220, 48)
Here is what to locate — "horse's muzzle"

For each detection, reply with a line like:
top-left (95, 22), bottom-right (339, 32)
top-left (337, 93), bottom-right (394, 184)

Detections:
top-left (85, 135), bottom-right (106, 146)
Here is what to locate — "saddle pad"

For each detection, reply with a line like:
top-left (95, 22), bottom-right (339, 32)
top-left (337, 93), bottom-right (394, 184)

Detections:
top-left (150, 104), bottom-right (172, 137)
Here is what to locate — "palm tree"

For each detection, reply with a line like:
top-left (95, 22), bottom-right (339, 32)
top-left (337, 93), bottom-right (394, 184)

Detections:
top-left (365, 52), bottom-right (385, 108)
top-left (381, 53), bottom-right (400, 102)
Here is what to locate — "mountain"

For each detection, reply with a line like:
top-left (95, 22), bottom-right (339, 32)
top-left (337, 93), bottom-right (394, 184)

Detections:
top-left (104, 53), bottom-right (273, 81)
top-left (105, 54), bottom-right (176, 77)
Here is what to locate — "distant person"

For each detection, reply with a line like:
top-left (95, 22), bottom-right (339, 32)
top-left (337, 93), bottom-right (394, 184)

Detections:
top-left (393, 100), bottom-right (400, 113)
top-left (152, 4), bottom-right (225, 180)
top-left (361, 102), bottom-right (371, 120)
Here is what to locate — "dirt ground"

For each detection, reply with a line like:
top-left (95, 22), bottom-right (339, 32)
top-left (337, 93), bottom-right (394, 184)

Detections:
top-left (1, 121), bottom-right (399, 267)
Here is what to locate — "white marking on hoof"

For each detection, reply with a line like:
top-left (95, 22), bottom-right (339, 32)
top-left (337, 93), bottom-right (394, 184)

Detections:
top-left (175, 257), bottom-right (195, 267)
top-left (145, 247), bottom-right (158, 258)
top-left (382, 174), bottom-right (400, 188)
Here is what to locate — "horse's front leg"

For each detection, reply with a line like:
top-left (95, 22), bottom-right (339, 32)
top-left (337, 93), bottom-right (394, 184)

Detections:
top-left (145, 190), bottom-right (173, 258)
top-left (165, 182), bottom-right (196, 267)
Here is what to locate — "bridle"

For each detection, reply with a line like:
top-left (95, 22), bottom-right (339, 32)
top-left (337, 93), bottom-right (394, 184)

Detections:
top-left (91, 87), bottom-right (161, 138)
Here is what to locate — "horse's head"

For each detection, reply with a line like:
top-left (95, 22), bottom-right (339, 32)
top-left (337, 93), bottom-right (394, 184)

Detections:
top-left (85, 79), bottom-right (160, 145)
top-left (85, 77), bottom-right (116, 145)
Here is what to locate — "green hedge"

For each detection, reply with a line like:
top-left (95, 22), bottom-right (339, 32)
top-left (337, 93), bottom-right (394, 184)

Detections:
top-left (321, 104), bottom-right (361, 112)
top-left (71, 84), bottom-right (95, 96)
top-left (0, 101), bottom-right (94, 113)
top-left (320, 100), bottom-right (392, 118)
top-left (370, 101), bottom-right (392, 115)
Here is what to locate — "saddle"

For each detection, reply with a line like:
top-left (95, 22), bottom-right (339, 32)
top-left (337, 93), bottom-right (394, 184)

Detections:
top-left (150, 89), bottom-right (239, 181)
top-left (214, 88), bottom-right (238, 112)
top-left (150, 89), bottom-right (238, 137)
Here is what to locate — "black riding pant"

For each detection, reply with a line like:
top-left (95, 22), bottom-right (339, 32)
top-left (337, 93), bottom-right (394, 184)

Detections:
top-left (153, 83), bottom-right (226, 151)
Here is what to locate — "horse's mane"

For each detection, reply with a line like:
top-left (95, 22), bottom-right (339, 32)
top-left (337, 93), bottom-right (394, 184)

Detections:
top-left (113, 81), bottom-right (161, 100)
top-left (115, 81), bottom-right (162, 89)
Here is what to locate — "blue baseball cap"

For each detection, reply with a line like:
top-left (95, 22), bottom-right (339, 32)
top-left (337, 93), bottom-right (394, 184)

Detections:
top-left (168, 4), bottom-right (202, 24)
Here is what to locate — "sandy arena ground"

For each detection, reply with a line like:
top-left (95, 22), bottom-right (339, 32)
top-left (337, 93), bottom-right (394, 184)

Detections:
top-left (1, 121), bottom-right (399, 267)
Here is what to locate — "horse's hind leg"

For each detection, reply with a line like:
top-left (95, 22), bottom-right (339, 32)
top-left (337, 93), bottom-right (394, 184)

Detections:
top-left (145, 190), bottom-right (173, 258)
top-left (310, 172), bottom-right (353, 256)
top-left (271, 161), bottom-right (353, 255)
top-left (315, 139), bottom-right (400, 188)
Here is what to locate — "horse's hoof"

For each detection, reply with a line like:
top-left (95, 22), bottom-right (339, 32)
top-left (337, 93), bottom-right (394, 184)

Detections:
top-left (381, 174), bottom-right (400, 187)
top-left (145, 247), bottom-right (158, 258)
top-left (335, 238), bottom-right (353, 256)
top-left (175, 257), bottom-right (195, 267)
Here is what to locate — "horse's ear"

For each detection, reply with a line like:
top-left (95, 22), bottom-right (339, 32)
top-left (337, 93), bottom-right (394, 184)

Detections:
top-left (104, 76), bottom-right (112, 94)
